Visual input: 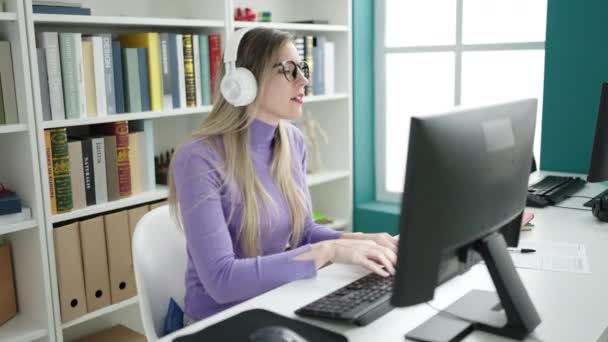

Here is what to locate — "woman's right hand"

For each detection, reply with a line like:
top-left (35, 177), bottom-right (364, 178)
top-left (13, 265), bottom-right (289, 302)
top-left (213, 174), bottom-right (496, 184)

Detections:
top-left (323, 239), bottom-right (397, 277)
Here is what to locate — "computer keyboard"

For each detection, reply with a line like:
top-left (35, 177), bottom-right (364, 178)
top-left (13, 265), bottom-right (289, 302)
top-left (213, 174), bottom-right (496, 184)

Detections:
top-left (295, 273), bottom-right (394, 326)
top-left (526, 176), bottom-right (586, 208)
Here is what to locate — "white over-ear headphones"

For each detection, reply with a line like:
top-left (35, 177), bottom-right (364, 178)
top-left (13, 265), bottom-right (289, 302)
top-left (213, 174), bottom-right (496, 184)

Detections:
top-left (220, 28), bottom-right (257, 107)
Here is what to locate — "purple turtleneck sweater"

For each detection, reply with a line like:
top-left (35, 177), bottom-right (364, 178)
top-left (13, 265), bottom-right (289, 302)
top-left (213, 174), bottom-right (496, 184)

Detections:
top-left (172, 119), bottom-right (343, 320)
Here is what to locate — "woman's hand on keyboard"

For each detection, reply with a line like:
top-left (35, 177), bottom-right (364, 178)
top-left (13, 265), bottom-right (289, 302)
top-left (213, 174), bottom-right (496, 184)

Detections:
top-left (340, 232), bottom-right (399, 254)
top-left (326, 239), bottom-right (397, 277)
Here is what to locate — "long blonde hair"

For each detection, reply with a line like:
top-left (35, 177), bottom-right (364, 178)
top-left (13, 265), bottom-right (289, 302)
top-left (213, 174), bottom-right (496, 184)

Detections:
top-left (168, 28), bottom-right (307, 257)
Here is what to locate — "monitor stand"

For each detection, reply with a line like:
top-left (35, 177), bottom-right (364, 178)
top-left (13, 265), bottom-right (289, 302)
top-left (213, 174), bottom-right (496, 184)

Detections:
top-left (405, 232), bottom-right (541, 342)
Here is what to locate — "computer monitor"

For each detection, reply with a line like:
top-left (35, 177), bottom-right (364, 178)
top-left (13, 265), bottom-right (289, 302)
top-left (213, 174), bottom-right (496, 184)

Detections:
top-left (587, 81), bottom-right (608, 183)
top-left (391, 99), bottom-right (541, 342)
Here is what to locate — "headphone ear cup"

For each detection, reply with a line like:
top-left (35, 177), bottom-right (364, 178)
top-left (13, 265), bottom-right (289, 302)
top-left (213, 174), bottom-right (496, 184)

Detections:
top-left (220, 67), bottom-right (257, 107)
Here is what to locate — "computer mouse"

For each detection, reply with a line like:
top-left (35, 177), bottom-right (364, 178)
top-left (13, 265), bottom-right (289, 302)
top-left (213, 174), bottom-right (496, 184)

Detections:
top-left (248, 325), bottom-right (309, 342)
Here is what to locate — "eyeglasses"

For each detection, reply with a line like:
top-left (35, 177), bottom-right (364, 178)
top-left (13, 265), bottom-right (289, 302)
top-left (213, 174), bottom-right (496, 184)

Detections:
top-left (273, 60), bottom-right (310, 82)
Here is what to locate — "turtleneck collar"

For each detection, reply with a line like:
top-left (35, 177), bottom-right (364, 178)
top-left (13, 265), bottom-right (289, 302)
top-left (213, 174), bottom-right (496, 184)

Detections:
top-left (249, 118), bottom-right (278, 149)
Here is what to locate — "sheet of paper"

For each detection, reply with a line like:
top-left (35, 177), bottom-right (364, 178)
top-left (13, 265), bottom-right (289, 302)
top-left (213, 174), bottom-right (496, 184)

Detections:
top-left (509, 241), bottom-right (590, 274)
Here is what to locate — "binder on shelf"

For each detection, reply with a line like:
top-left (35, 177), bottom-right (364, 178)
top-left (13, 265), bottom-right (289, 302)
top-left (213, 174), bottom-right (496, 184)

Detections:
top-left (0, 242), bottom-right (17, 326)
top-left (79, 216), bottom-right (112, 312)
top-left (104, 210), bottom-right (136, 303)
top-left (53, 222), bottom-right (88, 322)
top-left (78, 324), bottom-right (146, 342)
top-left (127, 205), bottom-right (149, 245)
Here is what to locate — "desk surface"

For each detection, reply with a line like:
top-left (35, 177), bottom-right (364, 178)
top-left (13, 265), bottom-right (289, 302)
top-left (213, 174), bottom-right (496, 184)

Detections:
top-left (160, 172), bottom-right (608, 342)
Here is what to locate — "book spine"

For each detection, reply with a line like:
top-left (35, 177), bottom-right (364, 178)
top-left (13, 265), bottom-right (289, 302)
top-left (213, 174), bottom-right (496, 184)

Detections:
top-left (304, 35), bottom-right (314, 96)
top-left (74, 33), bottom-right (86, 118)
top-left (159, 33), bottom-right (173, 109)
top-left (81, 138), bottom-right (96, 206)
top-left (92, 36), bottom-right (107, 116)
top-left (44, 130), bottom-right (57, 215)
top-left (168, 33), bottom-right (180, 109)
top-left (37, 48), bottom-right (52, 121)
top-left (111, 41), bottom-right (125, 114)
top-left (68, 140), bottom-right (86, 209)
top-left (81, 39), bottom-right (97, 117)
top-left (121, 48), bottom-right (141, 113)
top-left (176, 34), bottom-right (186, 108)
top-left (58, 33), bottom-right (79, 119)
top-left (183, 34), bottom-right (195, 107)
top-left (38, 32), bottom-right (65, 120)
top-left (114, 121), bottom-right (131, 197)
top-left (0, 42), bottom-right (17, 124)
top-left (128, 133), bottom-right (141, 194)
top-left (49, 128), bottom-right (72, 213)
top-left (92, 137), bottom-right (108, 203)
top-left (324, 41), bottom-right (335, 95)
top-left (192, 34), bottom-right (202, 107)
top-left (137, 48), bottom-right (150, 112)
top-left (199, 34), bottom-right (211, 106)
top-left (208, 35), bottom-right (221, 103)
top-left (146, 33), bottom-right (163, 111)
top-left (101, 34), bottom-right (116, 114)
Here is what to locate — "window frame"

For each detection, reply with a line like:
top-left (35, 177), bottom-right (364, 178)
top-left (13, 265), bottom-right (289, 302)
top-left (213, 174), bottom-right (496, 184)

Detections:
top-left (374, 0), bottom-right (545, 203)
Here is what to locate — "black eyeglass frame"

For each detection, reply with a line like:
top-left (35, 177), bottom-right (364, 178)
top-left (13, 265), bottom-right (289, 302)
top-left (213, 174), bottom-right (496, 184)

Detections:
top-left (272, 60), bottom-right (310, 82)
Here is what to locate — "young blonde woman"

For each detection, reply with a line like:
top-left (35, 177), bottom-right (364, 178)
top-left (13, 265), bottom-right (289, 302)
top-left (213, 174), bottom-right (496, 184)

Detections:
top-left (169, 27), bottom-right (398, 321)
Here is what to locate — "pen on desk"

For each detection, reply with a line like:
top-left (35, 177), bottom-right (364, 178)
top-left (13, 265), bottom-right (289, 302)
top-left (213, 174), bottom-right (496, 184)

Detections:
top-left (508, 248), bottom-right (536, 254)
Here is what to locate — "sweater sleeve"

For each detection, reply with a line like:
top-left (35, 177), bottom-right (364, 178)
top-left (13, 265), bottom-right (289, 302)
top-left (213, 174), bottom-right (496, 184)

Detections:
top-left (290, 126), bottom-right (344, 245)
top-left (173, 142), bottom-right (317, 305)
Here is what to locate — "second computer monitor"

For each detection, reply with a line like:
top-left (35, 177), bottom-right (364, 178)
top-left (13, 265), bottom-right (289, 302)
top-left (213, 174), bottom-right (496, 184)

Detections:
top-left (391, 99), bottom-right (540, 341)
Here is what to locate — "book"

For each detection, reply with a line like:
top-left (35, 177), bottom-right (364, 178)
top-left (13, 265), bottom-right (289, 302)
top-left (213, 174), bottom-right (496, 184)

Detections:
top-left (192, 34), bottom-right (202, 107)
top-left (49, 127), bottom-right (73, 213)
top-left (128, 132), bottom-right (141, 194)
top-left (37, 49), bottom-right (52, 121)
top-left (32, 5), bottom-right (91, 15)
top-left (198, 34), bottom-right (211, 106)
top-left (182, 34), bottom-right (195, 107)
top-left (208, 35), bottom-right (221, 103)
top-left (81, 38), bottom-right (97, 117)
top-left (324, 41), bottom-right (335, 95)
top-left (91, 36), bottom-right (107, 116)
top-left (68, 140), bottom-right (86, 209)
top-left (44, 130), bottom-right (57, 214)
top-left (33, 0), bottom-right (83, 7)
top-left (176, 34), bottom-right (186, 108)
top-left (129, 120), bottom-right (155, 190)
top-left (91, 136), bottom-right (107, 204)
top-left (0, 42), bottom-right (18, 124)
top-left (96, 121), bottom-right (131, 199)
top-left (80, 137), bottom-right (96, 206)
top-left (304, 35), bottom-right (314, 96)
top-left (111, 41), bottom-right (125, 114)
top-left (58, 32), bottom-right (81, 119)
top-left (101, 34), bottom-right (116, 114)
top-left (119, 33), bottom-right (163, 111)
top-left (313, 36), bottom-right (326, 95)
top-left (168, 33), bottom-right (180, 109)
top-left (159, 33), bottom-right (173, 109)
top-left (137, 48), bottom-right (150, 112)
top-left (37, 32), bottom-right (66, 121)
top-left (121, 48), bottom-right (141, 113)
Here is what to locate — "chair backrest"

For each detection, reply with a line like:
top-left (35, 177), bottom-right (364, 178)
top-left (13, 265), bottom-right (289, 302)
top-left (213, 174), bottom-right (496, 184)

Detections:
top-left (132, 205), bottom-right (187, 340)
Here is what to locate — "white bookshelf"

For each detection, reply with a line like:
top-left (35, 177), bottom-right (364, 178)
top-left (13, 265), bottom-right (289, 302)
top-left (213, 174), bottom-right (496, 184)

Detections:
top-left (0, 0), bottom-right (54, 341)
top-left (0, 123), bottom-right (28, 134)
top-left (0, 11), bottom-right (17, 21)
top-left (21, 0), bottom-right (352, 340)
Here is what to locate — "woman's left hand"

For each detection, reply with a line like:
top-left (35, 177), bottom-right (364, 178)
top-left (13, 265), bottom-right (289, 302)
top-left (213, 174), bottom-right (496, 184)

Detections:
top-left (341, 232), bottom-right (399, 254)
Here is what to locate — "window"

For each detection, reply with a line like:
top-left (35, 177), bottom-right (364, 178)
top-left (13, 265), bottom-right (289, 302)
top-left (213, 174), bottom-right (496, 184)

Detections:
top-left (375, 0), bottom-right (547, 202)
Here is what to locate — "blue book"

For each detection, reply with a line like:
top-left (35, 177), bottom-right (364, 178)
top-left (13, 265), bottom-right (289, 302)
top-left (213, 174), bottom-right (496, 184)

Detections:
top-left (168, 34), bottom-right (180, 109)
top-left (112, 41), bottom-right (125, 114)
top-left (32, 5), bottom-right (91, 15)
top-left (198, 34), bottom-right (211, 106)
top-left (138, 48), bottom-right (150, 112)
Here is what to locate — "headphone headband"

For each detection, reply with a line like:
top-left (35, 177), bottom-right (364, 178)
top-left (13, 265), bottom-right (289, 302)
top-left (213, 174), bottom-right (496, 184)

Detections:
top-left (224, 27), bottom-right (253, 66)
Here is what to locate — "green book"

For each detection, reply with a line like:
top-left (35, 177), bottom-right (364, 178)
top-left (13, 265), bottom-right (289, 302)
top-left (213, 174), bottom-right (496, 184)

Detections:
top-left (121, 48), bottom-right (142, 113)
top-left (58, 33), bottom-right (81, 119)
top-left (198, 34), bottom-right (211, 106)
top-left (50, 128), bottom-right (73, 213)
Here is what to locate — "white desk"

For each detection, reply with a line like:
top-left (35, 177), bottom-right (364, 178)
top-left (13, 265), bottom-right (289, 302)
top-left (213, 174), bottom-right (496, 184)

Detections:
top-left (160, 174), bottom-right (608, 342)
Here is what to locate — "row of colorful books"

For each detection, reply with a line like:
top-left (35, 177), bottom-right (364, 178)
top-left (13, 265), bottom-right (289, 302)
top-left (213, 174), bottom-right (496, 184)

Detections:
top-left (295, 35), bottom-right (336, 96)
top-left (45, 121), bottom-right (155, 214)
top-left (36, 32), bottom-right (223, 121)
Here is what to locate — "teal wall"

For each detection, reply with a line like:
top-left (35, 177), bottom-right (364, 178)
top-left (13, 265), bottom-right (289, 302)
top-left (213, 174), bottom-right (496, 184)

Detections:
top-left (352, 0), bottom-right (400, 234)
top-left (541, 0), bottom-right (608, 172)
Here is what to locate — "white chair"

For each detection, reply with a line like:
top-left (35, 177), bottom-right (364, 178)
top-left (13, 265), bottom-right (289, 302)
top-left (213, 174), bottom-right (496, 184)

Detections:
top-left (132, 204), bottom-right (187, 341)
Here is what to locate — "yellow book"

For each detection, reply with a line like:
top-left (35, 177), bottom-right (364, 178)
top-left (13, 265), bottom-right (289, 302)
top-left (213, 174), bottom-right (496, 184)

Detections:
top-left (119, 33), bottom-right (163, 111)
top-left (81, 40), bottom-right (97, 117)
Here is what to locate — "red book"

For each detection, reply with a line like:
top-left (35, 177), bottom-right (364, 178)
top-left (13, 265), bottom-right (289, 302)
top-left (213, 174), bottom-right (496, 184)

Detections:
top-left (208, 34), bottom-right (222, 103)
top-left (96, 121), bottom-right (132, 198)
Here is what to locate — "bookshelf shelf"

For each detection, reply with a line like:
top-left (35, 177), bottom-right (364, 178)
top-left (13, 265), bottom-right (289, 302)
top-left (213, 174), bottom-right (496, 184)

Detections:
top-left (0, 12), bottom-right (17, 21)
top-left (51, 186), bottom-right (168, 224)
top-left (0, 314), bottom-right (48, 342)
top-left (0, 218), bottom-right (38, 236)
top-left (61, 296), bottom-right (139, 329)
top-left (234, 21), bottom-right (348, 32)
top-left (42, 106), bottom-right (213, 129)
top-left (307, 170), bottom-right (350, 187)
top-left (33, 14), bottom-right (225, 29)
top-left (0, 124), bottom-right (28, 134)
